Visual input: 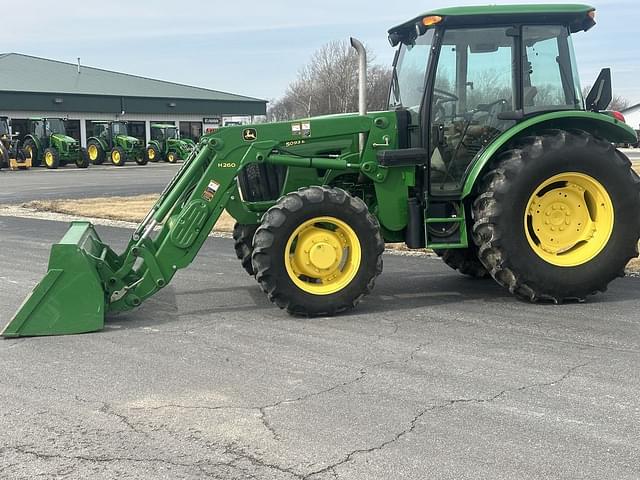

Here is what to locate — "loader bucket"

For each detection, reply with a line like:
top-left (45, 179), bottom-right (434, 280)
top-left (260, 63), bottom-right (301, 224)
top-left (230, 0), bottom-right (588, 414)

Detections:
top-left (2, 222), bottom-right (108, 337)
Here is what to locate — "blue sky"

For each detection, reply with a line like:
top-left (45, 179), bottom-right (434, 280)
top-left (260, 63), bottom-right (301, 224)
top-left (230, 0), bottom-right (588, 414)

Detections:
top-left (5, 0), bottom-right (639, 105)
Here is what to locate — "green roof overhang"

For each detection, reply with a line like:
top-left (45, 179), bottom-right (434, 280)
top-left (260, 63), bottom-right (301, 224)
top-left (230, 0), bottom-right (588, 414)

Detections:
top-left (389, 3), bottom-right (596, 43)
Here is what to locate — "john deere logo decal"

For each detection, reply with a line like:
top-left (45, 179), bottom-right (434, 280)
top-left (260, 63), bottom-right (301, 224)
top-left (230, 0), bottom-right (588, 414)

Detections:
top-left (242, 128), bottom-right (257, 142)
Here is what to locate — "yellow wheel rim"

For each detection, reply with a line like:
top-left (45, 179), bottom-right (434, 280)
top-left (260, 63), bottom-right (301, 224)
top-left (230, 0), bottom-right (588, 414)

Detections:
top-left (525, 172), bottom-right (614, 267)
top-left (88, 144), bottom-right (98, 161)
top-left (112, 150), bottom-right (121, 164)
top-left (148, 148), bottom-right (155, 160)
top-left (168, 153), bottom-right (175, 162)
top-left (284, 216), bottom-right (361, 295)
top-left (44, 151), bottom-right (53, 167)
top-left (25, 146), bottom-right (32, 159)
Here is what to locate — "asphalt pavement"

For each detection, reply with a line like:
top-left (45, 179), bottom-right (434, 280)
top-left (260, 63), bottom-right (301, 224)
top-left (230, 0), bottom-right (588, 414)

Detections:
top-left (0, 162), bottom-right (179, 203)
top-left (0, 215), bottom-right (639, 479)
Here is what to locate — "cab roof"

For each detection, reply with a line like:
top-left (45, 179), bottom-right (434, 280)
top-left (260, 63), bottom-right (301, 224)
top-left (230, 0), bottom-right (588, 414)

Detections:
top-left (389, 4), bottom-right (596, 38)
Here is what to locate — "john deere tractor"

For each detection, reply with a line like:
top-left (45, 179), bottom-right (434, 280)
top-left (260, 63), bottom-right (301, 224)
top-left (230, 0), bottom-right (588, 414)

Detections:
top-left (4, 4), bottom-right (640, 337)
top-left (145, 123), bottom-right (195, 163)
top-left (87, 121), bottom-right (145, 166)
top-left (23, 118), bottom-right (89, 169)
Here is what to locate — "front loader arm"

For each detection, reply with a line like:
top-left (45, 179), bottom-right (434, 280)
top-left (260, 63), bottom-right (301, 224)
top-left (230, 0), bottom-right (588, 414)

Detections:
top-left (2, 115), bottom-right (397, 337)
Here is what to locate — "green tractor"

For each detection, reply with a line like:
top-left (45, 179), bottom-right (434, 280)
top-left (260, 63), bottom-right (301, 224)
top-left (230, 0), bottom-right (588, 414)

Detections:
top-left (4, 4), bottom-right (640, 337)
top-left (87, 121), bottom-right (146, 167)
top-left (145, 123), bottom-right (195, 163)
top-left (23, 118), bottom-right (89, 169)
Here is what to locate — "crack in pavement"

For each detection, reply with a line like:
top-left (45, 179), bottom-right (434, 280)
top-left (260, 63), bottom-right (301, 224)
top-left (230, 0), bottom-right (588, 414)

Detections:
top-left (2, 360), bottom-right (589, 480)
top-left (2, 444), bottom-right (246, 479)
top-left (133, 343), bottom-right (428, 442)
top-left (303, 362), bottom-right (589, 479)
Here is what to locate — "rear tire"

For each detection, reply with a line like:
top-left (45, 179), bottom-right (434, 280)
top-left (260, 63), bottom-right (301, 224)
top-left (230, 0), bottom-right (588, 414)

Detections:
top-left (23, 139), bottom-right (38, 167)
top-left (87, 140), bottom-right (105, 165)
top-left (43, 147), bottom-right (60, 169)
top-left (111, 146), bottom-right (126, 166)
top-left (472, 129), bottom-right (640, 302)
top-left (252, 186), bottom-right (384, 316)
top-left (233, 223), bottom-right (259, 276)
top-left (434, 246), bottom-right (489, 278)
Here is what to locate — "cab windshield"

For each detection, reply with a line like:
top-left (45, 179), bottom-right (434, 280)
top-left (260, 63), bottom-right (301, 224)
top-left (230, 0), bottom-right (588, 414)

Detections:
top-left (389, 29), bottom-right (435, 113)
top-left (45, 119), bottom-right (66, 135)
top-left (0, 120), bottom-right (8, 135)
top-left (112, 122), bottom-right (128, 136)
top-left (166, 127), bottom-right (178, 139)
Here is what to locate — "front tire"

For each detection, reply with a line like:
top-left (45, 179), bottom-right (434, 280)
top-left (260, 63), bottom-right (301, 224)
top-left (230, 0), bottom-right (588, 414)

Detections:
top-left (252, 186), bottom-right (384, 316)
top-left (75, 148), bottom-right (89, 168)
top-left (135, 152), bottom-right (148, 166)
top-left (43, 147), bottom-right (60, 169)
top-left (166, 150), bottom-right (179, 163)
top-left (472, 129), bottom-right (640, 302)
top-left (111, 146), bottom-right (126, 166)
top-left (0, 142), bottom-right (7, 169)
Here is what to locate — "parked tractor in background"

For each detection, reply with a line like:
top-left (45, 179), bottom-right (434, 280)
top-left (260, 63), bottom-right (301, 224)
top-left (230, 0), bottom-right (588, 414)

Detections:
top-left (22, 118), bottom-right (89, 169)
top-left (0, 116), bottom-right (30, 170)
top-left (145, 124), bottom-right (195, 163)
top-left (87, 121), bottom-right (145, 167)
top-left (4, 4), bottom-right (640, 337)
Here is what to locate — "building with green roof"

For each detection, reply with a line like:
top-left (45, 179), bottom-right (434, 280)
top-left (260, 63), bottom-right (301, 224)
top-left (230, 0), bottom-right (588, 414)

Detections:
top-left (0, 53), bottom-right (267, 146)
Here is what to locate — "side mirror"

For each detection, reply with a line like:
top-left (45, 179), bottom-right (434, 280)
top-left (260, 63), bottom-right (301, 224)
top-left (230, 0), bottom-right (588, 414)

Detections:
top-left (585, 68), bottom-right (612, 112)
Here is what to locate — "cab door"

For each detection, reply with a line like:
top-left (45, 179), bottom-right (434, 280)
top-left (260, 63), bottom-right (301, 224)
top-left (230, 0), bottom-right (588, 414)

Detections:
top-left (428, 26), bottom-right (518, 195)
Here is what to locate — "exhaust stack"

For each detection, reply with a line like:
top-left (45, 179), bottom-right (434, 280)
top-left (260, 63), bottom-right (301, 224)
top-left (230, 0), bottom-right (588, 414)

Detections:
top-left (350, 37), bottom-right (367, 151)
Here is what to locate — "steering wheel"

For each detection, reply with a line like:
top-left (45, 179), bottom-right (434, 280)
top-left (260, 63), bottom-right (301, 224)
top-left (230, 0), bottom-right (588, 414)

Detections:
top-left (477, 99), bottom-right (509, 128)
top-left (432, 88), bottom-right (459, 123)
top-left (433, 88), bottom-right (458, 102)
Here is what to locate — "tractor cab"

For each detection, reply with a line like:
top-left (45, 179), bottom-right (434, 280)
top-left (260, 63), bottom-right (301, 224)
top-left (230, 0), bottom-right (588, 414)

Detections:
top-left (151, 124), bottom-right (179, 142)
top-left (92, 121), bottom-right (132, 148)
top-left (111, 121), bottom-right (129, 138)
top-left (44, 118), bottom-right (66, 136)
top-left (388, 6), bottom-right (595, 195)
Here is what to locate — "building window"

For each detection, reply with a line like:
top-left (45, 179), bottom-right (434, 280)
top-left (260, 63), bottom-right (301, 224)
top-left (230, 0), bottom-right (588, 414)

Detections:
top-left (179, 122), bottom-right (202, 141)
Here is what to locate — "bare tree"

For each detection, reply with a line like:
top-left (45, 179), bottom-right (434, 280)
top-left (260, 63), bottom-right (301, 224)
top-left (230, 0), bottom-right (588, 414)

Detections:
top-left (268, 40), bottom-right (391, 121)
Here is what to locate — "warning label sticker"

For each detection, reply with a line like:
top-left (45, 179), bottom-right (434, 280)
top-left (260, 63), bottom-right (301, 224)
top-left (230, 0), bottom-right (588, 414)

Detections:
top-left (202, 180), bottom-right (220, 202)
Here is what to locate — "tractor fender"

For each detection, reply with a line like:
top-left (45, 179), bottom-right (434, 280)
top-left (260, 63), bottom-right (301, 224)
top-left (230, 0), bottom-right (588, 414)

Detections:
top-left (88, 136), bottom-right (108, 151)
top-left (461, 110), bottom-right (638, 199)
top-left (24, 134), bottom-right (41, 151)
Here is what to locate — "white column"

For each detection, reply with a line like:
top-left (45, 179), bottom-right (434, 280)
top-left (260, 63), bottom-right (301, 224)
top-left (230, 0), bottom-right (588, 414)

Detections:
top-left (79, 118), bottom-right (87, 147)
top-left (145, 120), bottom-right (151, 145)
